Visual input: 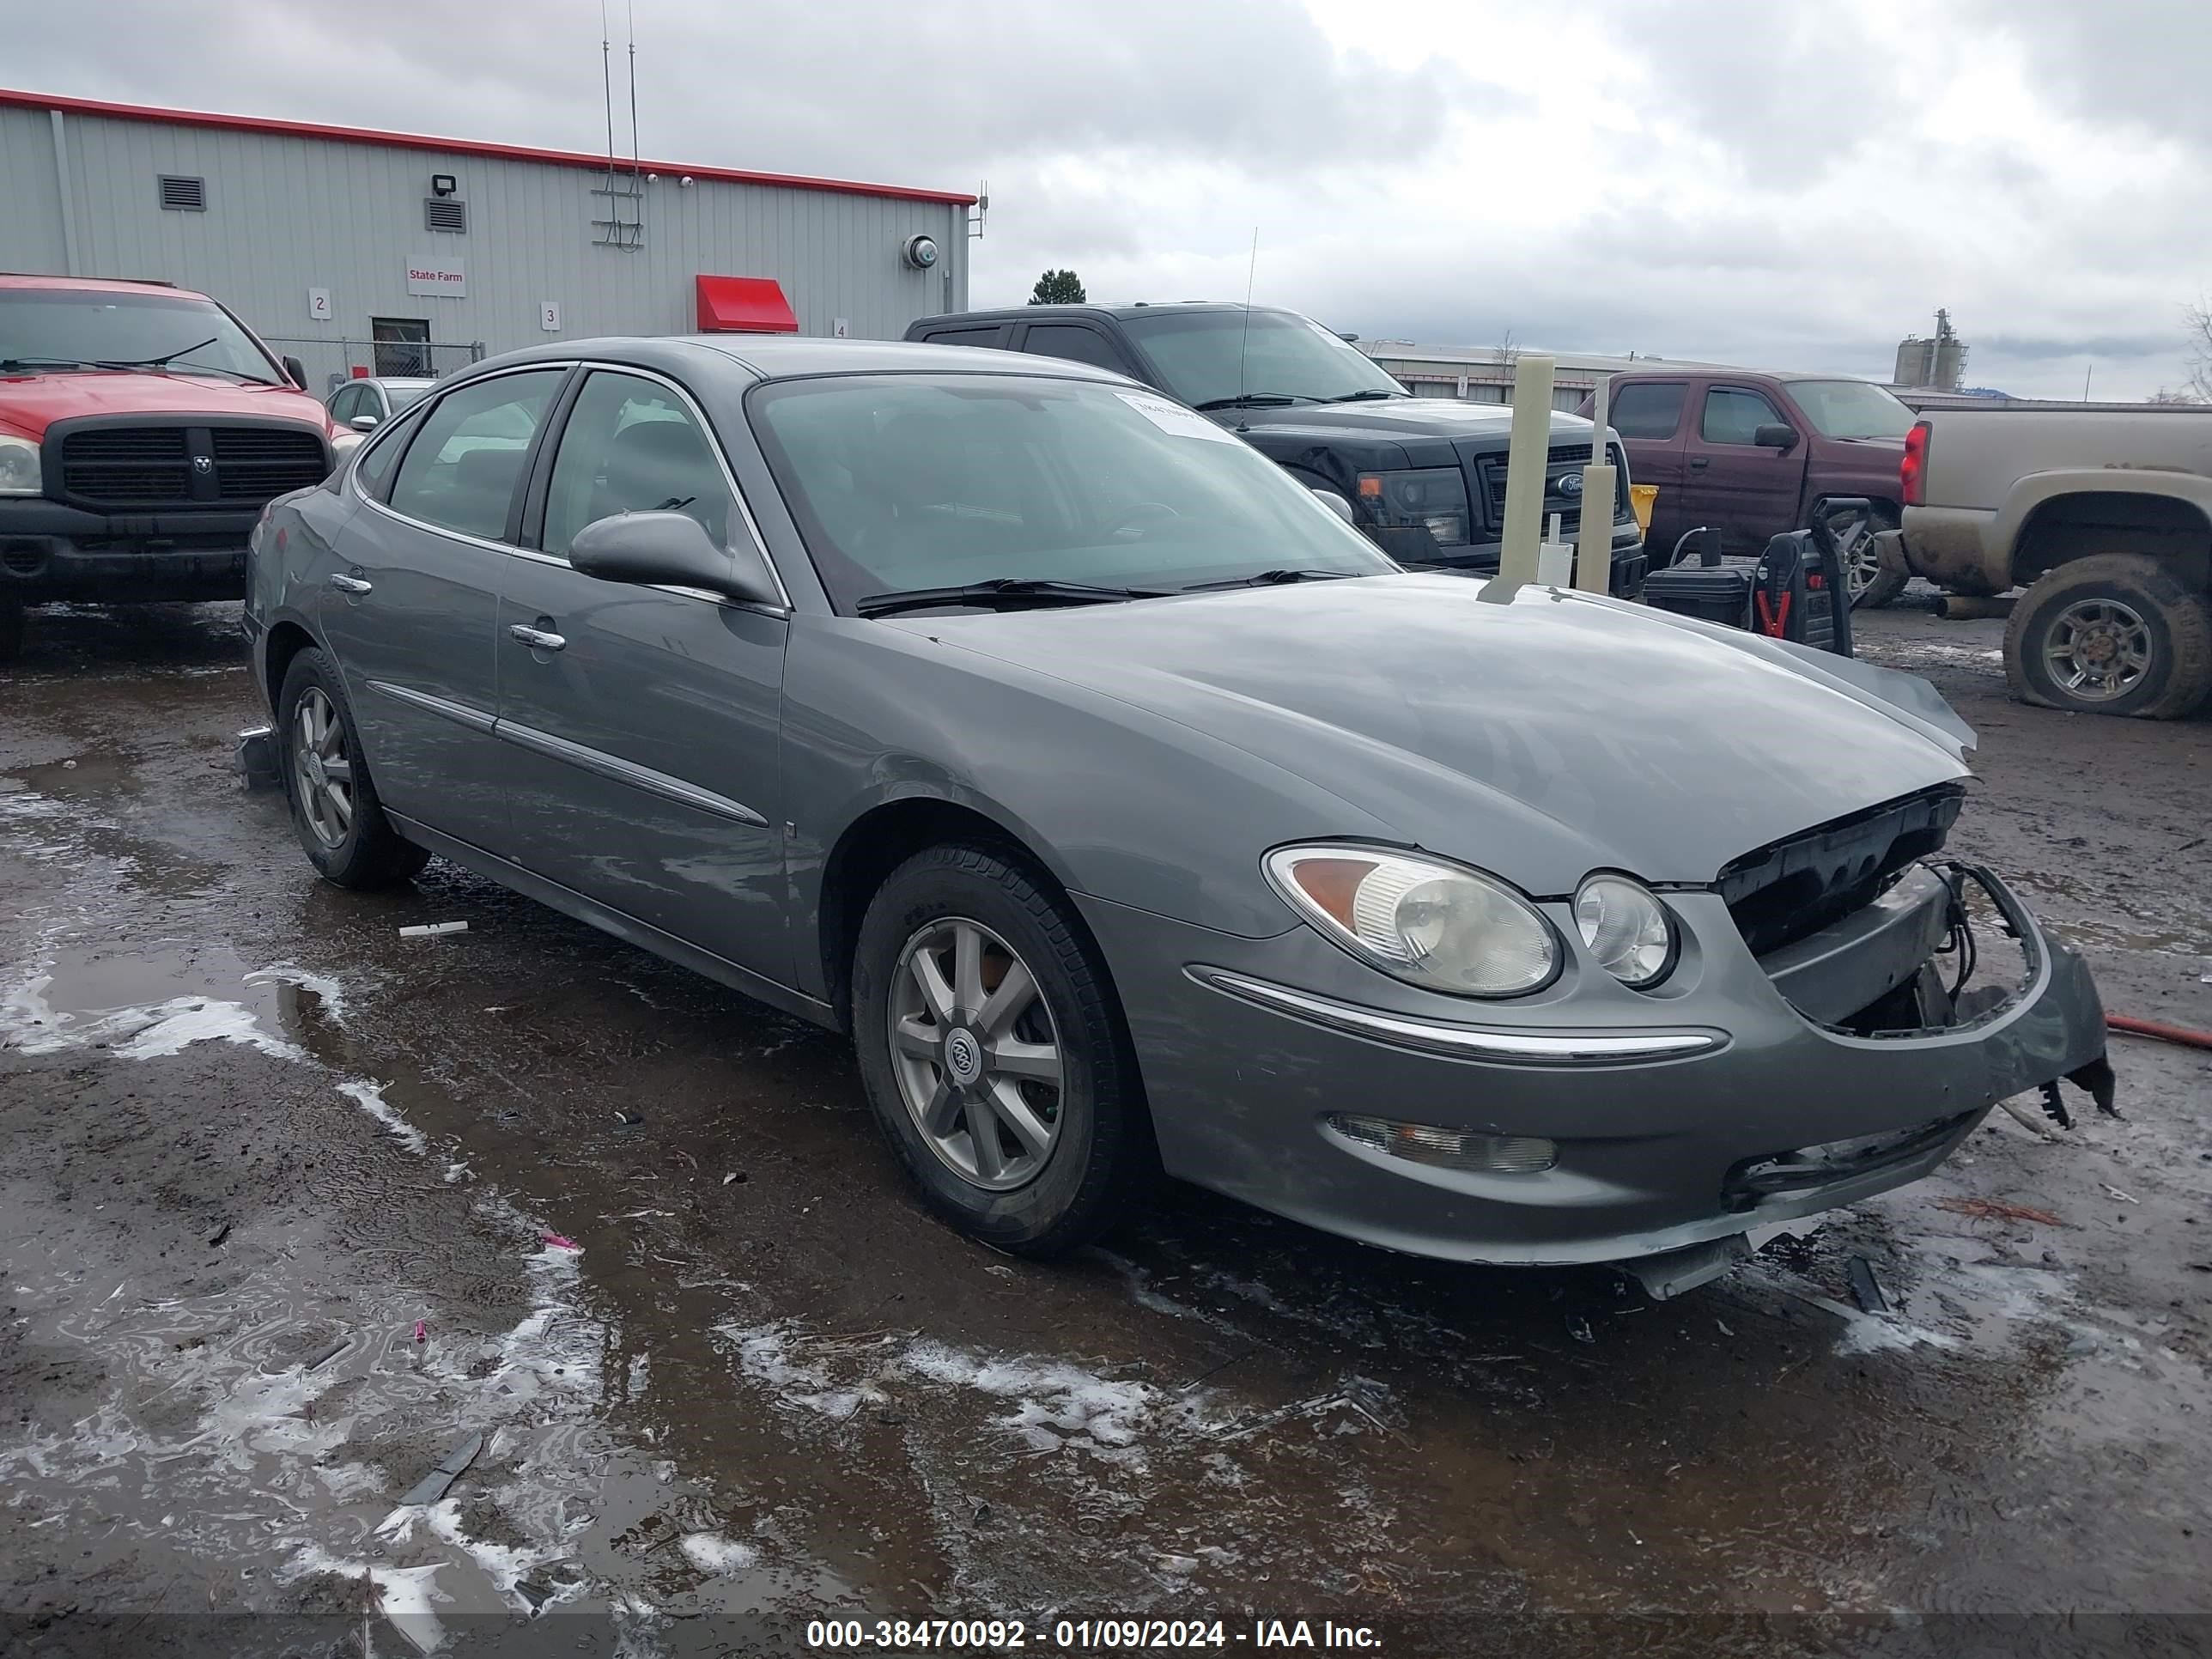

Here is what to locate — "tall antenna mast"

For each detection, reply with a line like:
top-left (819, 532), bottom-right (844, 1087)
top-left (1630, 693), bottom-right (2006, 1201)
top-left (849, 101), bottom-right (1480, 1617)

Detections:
top-left (626, 0), bottom-right (640, 182)
top-left (599, 1), bottom-right (616, 177)
top-left (1234, 227), bottom-right (1259, 427)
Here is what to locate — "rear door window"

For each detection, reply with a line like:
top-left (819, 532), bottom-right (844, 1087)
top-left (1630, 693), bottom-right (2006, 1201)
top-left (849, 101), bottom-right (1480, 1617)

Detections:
top-left (1700, 386), bottom-right (1785, 446)
top-left (386, 369), bottom-right (565, 541)
top-left (1609, 381), bottom-right (1685, 439)
top-left (920, 325), bottom-right (1010, 349)
top-left (1018, 324), bottom-right (1129, 374)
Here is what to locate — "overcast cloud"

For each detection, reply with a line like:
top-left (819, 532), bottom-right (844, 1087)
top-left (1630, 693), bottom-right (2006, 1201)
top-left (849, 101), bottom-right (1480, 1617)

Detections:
top-left (7, 0), bottom-right (2205, 397)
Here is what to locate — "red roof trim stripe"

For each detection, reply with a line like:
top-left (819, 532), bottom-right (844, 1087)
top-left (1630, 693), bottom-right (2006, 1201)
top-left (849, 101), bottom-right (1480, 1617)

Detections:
top-left (1, 88), bottom-right (978, 207)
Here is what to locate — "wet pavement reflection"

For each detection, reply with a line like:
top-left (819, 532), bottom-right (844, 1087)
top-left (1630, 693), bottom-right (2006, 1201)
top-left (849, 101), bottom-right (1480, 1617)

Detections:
top-left (2, 602), bottom-right (2208, 1655)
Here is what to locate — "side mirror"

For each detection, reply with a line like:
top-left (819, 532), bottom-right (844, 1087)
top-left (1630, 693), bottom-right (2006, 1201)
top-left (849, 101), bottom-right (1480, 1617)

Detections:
top-left (568, 510), bottom-right (783, 607)
top-left (283, 354), bottom-right (308, 389)
top-left (1753, 422), bottom-right (1798, 450)
top-left (349, 413), bottom-right (380, 432)
top-left (1310, 487), bottom-right (1356, 526)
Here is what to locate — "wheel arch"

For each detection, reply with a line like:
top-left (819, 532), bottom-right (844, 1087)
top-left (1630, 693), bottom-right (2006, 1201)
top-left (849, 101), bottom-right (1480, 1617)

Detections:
top-left (2003, 480), bottom-right (2212, 591)
top-left (814, 790), bottom-right (1086, 1031)
top-left (261, 615), bottom-right (322, 714)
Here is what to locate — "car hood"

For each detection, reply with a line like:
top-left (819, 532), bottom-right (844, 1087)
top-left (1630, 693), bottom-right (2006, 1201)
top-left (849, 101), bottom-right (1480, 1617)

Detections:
top-left (1229, 398), bottom-right (1593, 444)
top-left (0, 369), bottom-right (331, 439)
top-left (911, 573), bottom-right (1973, 893)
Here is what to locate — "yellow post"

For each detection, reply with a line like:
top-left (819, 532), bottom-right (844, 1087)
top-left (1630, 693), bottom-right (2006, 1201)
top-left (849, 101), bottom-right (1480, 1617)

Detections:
top-left (1629, 483), bottom-right (1658, 534)
top-left (1496, 354), bottom-right (1556, 586)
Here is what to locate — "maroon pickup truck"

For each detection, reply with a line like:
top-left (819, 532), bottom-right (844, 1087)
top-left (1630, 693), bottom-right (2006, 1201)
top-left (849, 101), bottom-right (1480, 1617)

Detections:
top-left (1577, 369), bottom-right (1917, 607)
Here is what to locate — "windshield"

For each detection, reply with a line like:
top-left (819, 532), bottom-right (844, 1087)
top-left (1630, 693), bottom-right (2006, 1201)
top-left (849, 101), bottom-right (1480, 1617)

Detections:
top-left (1121, 309), bottom-right (1405, 407)
top-left (749, 374), bottom-right (1399, 612)
top-left (1790, 380), bottom-right (1915, 441)
top-left (0, 289), bottom-right (283, 384)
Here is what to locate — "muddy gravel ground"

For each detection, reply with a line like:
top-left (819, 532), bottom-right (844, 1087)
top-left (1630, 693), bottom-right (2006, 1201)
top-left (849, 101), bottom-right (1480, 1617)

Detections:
top-left (2, 599), bottom-right (2208, 1658)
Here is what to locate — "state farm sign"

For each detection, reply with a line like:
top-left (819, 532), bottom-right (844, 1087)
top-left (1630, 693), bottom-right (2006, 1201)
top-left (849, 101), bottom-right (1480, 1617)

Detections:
top-left (405, 259), bottom-right (467, 297)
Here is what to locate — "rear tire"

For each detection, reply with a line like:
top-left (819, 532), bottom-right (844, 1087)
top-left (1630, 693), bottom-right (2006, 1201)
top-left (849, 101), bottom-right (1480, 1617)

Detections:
top-left (2004, 554), bottom-right (2212, 719)
top-left (277, 647), bottom-right (431, 888)
top-left (850, 842), bottom-right (1153, 1257)
top-left (1845, 504), bottom-right (1908, 610)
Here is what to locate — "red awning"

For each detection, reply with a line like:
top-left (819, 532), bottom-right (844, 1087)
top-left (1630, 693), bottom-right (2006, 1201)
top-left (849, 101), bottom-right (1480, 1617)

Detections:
top-left (695, 275), bottom-right (799, 333)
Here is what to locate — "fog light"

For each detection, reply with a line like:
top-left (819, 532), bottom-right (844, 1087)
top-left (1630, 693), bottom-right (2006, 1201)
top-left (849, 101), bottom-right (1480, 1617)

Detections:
top-left (1328, 1113), bottom-right (1557, 1174)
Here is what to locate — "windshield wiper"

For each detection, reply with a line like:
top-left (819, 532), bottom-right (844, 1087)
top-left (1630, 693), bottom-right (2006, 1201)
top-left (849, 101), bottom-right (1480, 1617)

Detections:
top-left (1330, 389), bottom-right (1403, 402)
top-left (91, 337), bottom-right (221, 369)
top-left (1193, 392), bottom-right (1311, 411)
top-left (0, 356), bottom-right (97, 373)
top-left (1178, 568), bottom-right (1362, 592)
top-left (855, 577), bottom-right (1171, 618)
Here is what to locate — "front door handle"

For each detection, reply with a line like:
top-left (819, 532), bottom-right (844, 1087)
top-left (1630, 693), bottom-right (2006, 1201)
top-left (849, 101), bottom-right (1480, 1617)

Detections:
top-left (1687, 457), bottom-right (1709, 471)
top-left (328, 573), bottom-right (373, 594)
top-left (507, 623), bottom-right (567, 652)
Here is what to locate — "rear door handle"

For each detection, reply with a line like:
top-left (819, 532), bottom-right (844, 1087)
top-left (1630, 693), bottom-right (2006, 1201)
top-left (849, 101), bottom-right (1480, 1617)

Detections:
top-left (507, 623), bottom-right (567, 652)
top-left (328, 573), bottom-right (373, 593)
top-left (1687, 457), bottom-right (1709, 471)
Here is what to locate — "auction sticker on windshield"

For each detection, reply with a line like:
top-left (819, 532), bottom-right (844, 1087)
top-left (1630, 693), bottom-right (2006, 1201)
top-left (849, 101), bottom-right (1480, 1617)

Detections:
top-left (1117, 390), bottom-right (1239, 443)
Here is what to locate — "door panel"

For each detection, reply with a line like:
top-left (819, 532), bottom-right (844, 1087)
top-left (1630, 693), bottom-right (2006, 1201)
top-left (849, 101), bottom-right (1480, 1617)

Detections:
top-left (495, 368), bottom-right (791, 984)
top-left (318, 367), bottom-right (567, 848)
top-left (1606, 380), bottom-right (1690, 557)
top-left (1680, 383), bottom-right (1808, 552)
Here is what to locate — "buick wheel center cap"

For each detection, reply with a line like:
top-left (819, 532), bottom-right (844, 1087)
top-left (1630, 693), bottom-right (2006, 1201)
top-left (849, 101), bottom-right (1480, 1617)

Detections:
top-left (944, 1027), bottom-right (983, 1086)
top-left (305, 753), bottom-right (328, 788)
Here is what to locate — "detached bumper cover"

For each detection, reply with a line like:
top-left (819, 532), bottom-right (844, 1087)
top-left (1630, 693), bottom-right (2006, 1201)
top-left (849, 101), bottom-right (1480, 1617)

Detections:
top-left (1076, 865), bottom-right (2106, 1269)
top-left (0, 498), bottom-right (257, 601)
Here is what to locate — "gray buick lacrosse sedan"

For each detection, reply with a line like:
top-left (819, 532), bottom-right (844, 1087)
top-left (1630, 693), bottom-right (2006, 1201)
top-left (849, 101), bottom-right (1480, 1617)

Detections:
top-left (245, 336), bottom-right (2111, 1296)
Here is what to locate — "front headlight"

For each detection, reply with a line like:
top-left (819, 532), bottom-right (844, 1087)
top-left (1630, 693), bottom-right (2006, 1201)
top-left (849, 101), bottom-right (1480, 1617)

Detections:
top-left (1355, 467), bottom-right (1469, 546)
top-left (0, 434), bottom-right (40, 496)
top-left (1573, 873), bottom-right (1677, 988)
top-left (1265, 844), bottom-right (1559, 997)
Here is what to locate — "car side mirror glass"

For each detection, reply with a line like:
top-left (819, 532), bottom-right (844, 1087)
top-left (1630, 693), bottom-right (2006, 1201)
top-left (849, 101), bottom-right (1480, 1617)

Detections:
top-left (283, 354), bottom-right (308, 389)
top-left (1753, 422), bottom-right (1798, 450)
top-left (567, 510), bottom-right (783, 607)
top-left (1310, 487), bottom-right (1356, 526)
top-left (349, 414), bottom-right (380, 431)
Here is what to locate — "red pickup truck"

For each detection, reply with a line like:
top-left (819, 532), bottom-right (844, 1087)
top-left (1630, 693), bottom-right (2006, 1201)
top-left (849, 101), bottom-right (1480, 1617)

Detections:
top-left (0, 274), bottom-right (337, 658)
top-left (1577, 368), bottom-right (1917, 607)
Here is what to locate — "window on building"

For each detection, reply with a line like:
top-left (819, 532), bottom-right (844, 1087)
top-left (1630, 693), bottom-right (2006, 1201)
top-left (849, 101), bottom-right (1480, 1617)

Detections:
top-left (541, 372), bottom-right (738, 557)
top-left (1700, 386), bottom-right (1785, 445)
top-left (156, 174), bottom-right (206, 211)
top-left (386, 369), bottom-right (564, 541)
top-left (1609, 382), bottom-right (1686, 439)
top-left (371, 318), bottom-right (432, 378)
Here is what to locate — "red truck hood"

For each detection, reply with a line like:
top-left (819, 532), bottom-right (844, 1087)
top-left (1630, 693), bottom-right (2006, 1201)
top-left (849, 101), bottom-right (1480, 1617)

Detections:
top-left (0, 369), bottom-right (331, 440)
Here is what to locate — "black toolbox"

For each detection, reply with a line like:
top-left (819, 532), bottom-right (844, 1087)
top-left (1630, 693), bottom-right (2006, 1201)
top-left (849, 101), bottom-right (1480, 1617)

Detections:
top-left (1642, 529), bottom-right (1754, 629)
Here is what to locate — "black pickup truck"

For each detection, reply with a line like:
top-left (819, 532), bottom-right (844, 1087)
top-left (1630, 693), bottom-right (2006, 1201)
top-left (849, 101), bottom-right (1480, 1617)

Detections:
top-left (904, 301), bottom-right (1648, 597)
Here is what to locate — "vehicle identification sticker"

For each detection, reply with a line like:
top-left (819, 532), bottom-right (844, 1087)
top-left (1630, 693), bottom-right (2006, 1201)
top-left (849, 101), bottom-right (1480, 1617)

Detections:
top-left (1116, 391), bottom-right (1239, 443)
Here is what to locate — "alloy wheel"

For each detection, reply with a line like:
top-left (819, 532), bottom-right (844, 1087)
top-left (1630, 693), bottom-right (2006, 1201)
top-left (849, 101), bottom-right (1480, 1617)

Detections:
top-left (292, 686), bottom-right (356, 849)
top-left (2042, 598), bottom-right (2153, 702)
top-left (887, 916), bottom-right (1064, 1191)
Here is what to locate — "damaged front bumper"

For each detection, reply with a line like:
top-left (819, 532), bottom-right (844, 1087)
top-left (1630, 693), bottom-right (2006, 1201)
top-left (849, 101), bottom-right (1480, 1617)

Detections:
top-left (1075, 861), bottom-right (2109, 1296)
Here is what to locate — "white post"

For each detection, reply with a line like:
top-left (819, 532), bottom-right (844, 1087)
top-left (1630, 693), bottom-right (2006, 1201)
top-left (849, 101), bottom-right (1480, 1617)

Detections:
top-left (1497, 354), bottom-right (1556, 586)
top-left (1576, 374), bottom-right (1616, 594)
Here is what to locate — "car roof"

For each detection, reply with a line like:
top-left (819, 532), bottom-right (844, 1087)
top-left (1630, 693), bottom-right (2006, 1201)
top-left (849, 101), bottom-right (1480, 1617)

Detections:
top-left (0, 272), bottom-right (215, 300)
top-left (916, 301), bottom-right (1286, 326)
top-left (464, 333), bottom-right (1138, 386)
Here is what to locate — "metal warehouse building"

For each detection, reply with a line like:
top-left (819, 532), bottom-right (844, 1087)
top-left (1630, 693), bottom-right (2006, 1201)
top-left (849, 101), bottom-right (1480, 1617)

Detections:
top-left (0, 88), bottom-right (975, 392)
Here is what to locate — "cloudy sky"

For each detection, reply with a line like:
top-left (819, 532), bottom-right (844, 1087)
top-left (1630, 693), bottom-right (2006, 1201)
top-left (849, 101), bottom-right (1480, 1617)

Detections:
top-left (9, 0), bottom-right (2206, 398)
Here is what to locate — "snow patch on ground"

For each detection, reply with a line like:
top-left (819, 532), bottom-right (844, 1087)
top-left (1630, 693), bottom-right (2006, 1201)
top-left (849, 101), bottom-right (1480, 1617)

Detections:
top-left (282, 1547), bottom-right (447, 1653)
top-left (0, 974), bottom-right (307, 1063)
top-left (337, 1079), bottom-right (429, 1154)
top-left (245, 963), bottom-right (352, 1025)
top-left (680, 1531), bottom-right (758, 1575)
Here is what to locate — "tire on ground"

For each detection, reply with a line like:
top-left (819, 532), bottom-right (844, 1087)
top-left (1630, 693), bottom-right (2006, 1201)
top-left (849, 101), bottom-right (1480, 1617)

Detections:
top-left (849, 842), bottom-right (1156, 1257)
top-left (276, 646), bottom-right (432, 888)
top-left (2003, 552), bottom-right (2212, 720)
top-left (1845, 503), bottom-right (1908, 611)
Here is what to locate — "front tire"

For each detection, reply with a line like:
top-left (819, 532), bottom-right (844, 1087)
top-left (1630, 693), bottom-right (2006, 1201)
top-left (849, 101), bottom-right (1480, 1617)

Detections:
top-left (2003, 554), bottom-right (2212, 719)
top-left (277, 647), bottom-right (431, 888)
top-left (850, 843), bottom-right (1152, 1256)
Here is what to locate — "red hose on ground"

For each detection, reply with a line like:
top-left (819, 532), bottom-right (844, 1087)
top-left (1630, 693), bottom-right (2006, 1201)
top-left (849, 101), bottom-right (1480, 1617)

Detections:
top-left (2108, 1013), bottom-right (2212, 1052)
